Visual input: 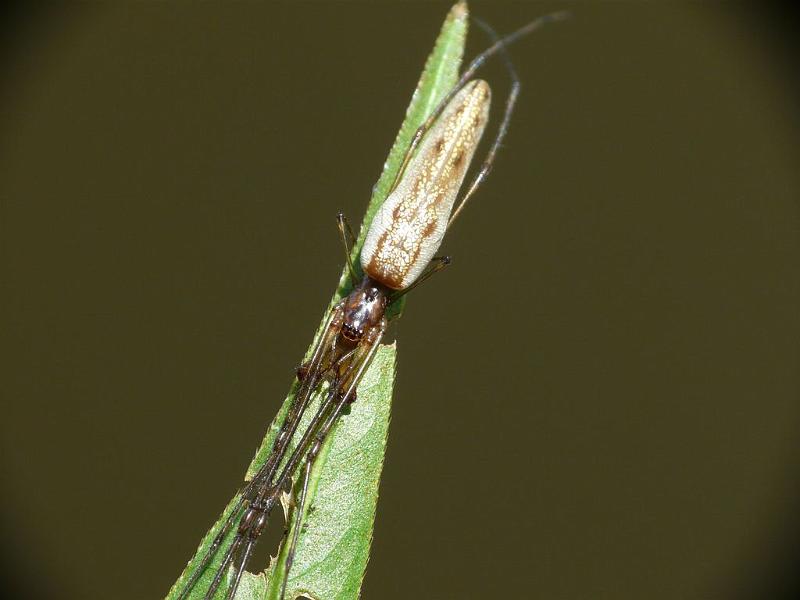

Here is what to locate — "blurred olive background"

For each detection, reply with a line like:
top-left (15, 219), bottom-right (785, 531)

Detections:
top-left (1, 2), bottom-right (798, 599)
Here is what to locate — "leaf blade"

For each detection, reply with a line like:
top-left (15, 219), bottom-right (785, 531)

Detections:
top-left (166, 4), bottom-right (468, 599)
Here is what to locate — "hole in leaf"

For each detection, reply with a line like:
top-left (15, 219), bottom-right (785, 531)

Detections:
top-left (248, 503), bottom-right (287, 575)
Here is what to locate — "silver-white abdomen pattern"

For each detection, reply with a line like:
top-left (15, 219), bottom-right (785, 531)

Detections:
top-left (361, 80), bottom-right (491, 290)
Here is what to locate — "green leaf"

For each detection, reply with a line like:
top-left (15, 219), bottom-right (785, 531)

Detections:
top-left (262, 345), bottom-right (397, 600)
top-left (166, 3), bottom-right (468, 599)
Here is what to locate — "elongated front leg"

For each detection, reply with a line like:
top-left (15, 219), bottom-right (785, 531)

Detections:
top-left (278, 319), bottom-right (387, 600)
top-left (248, 302), bottom-right (344, 492)
top-left (176, 303), bottom-right (345, 600)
